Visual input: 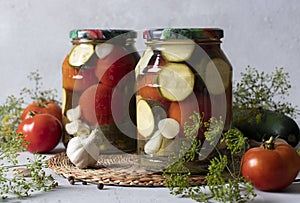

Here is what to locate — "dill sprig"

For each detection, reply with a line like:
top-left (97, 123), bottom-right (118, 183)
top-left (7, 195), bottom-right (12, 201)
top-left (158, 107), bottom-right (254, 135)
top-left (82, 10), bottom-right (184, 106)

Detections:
top-left (234, 66), bottom-right (299, 118)
top-left (163, 112), bottom-right (256, 203)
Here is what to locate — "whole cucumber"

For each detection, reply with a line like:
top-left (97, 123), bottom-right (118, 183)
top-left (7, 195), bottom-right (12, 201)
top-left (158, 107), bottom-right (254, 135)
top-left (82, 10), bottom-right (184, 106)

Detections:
top-left (233, 107), bottom-right (300, 147)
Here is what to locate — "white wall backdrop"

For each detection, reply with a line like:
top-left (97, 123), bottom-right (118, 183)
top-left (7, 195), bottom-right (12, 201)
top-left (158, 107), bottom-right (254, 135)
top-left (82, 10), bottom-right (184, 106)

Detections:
top-left (0, 0), bottom-right (300, 122)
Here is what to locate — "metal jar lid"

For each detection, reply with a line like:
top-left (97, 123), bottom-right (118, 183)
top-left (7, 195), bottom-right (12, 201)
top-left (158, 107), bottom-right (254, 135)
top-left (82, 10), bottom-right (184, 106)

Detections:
top-left (143, 28), bottom-right (223, 40)
top-left (69, 29), bottom-right (137, 40)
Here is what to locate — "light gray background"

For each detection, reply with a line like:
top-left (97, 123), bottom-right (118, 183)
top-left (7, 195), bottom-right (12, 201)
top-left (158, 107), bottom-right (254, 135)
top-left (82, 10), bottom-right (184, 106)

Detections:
top-left (1, 0), bottom-right (299, 122)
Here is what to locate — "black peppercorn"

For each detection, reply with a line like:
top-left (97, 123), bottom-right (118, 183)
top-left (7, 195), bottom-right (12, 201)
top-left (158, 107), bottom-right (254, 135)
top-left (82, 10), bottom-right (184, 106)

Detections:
top-left (97, 183), bottom-right (104, 190)
top-left (68, 176), bottom-right (75, 185)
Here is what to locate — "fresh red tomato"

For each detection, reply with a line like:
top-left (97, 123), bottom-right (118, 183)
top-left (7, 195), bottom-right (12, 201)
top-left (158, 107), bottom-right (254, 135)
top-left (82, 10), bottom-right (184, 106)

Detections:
top-left (241, 138), bottom-right (300, 191)
top-left (21, 100), bottom-right (62, 123)
top-left (94, 46), bottom-right (136, 87)
top-left (17, 114), bottom-right (62, 153)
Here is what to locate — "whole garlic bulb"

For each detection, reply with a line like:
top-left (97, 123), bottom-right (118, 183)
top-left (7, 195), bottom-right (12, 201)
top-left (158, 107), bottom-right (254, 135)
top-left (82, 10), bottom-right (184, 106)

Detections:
top-left (66, 128), bottom-right (100, 169)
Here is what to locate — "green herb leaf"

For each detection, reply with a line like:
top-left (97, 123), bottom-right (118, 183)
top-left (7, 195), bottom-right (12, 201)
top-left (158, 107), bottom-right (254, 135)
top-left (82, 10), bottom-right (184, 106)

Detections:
top-left (163, 112), bottom-right (256, 203)
top-left (234, 66), bottom-right (299, 118)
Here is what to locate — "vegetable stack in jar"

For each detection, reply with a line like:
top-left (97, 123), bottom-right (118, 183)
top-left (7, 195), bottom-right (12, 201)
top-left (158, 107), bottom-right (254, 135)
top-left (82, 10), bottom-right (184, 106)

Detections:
top-left (136, 28), bottom-right (233, 171)
top-left (62, 29), bottom-right (140, 156)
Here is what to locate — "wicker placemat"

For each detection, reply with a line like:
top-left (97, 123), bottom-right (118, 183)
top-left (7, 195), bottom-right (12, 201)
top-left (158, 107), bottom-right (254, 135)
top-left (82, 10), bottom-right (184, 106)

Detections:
top-left (48, 152), bottom-right (206, 187)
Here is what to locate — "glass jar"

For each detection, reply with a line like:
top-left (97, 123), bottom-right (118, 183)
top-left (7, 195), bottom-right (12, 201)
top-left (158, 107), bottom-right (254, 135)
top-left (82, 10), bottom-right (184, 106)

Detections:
top-left (62, 29), bottom-right (139, 153)
top-left (136, 28), bottom-right (232, 170)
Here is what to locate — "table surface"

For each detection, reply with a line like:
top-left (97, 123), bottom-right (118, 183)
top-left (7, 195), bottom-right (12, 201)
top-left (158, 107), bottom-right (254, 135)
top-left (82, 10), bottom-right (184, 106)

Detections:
top-left (3, 143), bottom-right (300, 203)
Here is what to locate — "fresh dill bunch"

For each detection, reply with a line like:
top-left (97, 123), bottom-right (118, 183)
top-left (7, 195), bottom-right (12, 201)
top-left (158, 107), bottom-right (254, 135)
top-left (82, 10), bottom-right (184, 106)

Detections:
top-left (0, 96), bottom-right (27, 167)
top-left (0, 70), bottom-right (58, 199)
top-left (163, 112), bottom-right (256, 203)
top-left (0, 154), bottom-right (58, 199)
top-left (234, 66), bottom-right (299, 118)
top-left (0, 95), bottom-right (24, 139)
top-left (20, 70), bottom-right (60, 104)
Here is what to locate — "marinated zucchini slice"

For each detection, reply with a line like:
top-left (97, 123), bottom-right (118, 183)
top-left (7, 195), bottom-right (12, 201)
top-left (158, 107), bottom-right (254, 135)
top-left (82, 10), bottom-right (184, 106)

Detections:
top-left (137, 99), bottom-right (167, 138)
top-left (158, 63), bottom-right (194, 101)
top-left (69, 44), bottom-right (94, 67)
top-left (137, 99), bottom-right (155, 138)
top-left (161, 40), bottom-right (195, 62)
top-left (136, 47), bottom-right (154, 74)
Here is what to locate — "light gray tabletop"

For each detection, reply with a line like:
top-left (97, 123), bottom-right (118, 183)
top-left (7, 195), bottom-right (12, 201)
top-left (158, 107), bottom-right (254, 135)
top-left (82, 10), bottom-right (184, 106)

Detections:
top-left (3, 143), bottom-right (300, 203)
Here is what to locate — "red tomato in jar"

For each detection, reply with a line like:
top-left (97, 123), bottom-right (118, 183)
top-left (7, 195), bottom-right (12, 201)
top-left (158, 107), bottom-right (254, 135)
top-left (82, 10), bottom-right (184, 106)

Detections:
top-left (137, 73), bottom-right (171, 109)
top-left (17, 114), bottom-right (62, 153)
top-left (21, 100), bottom-right (62, 123)
top-left (94, 46), bottom-right (136, 87)
top-left (241, 138), bottom-right (300, 191)
top-left (79, 83), bottom-right (126, 126)
top-left (168, 93), bottom-right (211, 140)
top-left (62, 55), bottom-right (98, 91)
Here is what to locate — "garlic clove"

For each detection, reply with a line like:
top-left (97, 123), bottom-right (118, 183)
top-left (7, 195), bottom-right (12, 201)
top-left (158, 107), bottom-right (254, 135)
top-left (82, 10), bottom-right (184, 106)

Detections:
top-left (66, 128), bottom-right (100, 169)
top-left (144, 130), bottom-right (163, 155)
top-left (66, 105), bottom-right (81, 122)
top-left (66, 120), bottom-right (91, 136)
top-left (66, 137), bottom-right (89, 168)
top-left (95, 43), bottom-right (114, 59)
top-left (65, 120), bottom-right (81, 135)
top-left (158, 118), bottom-right (180, 139)
top-left (82, 129), bottom-right (100, 161)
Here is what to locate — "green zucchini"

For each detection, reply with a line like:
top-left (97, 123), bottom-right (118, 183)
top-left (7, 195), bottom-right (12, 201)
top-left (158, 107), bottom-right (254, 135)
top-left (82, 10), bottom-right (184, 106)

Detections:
top-left (233, 107), bottom-right (300, 147)
top-left (158, 63), bottom-right (194, 101)
top-left (68, 44), bottom-right (94, 67)
top-left (160, 39), bottom-right (195, 62)
top-left (137, 99), bottom-right (167, 138)
top-left (137, 99), bottom-right (154, 138)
